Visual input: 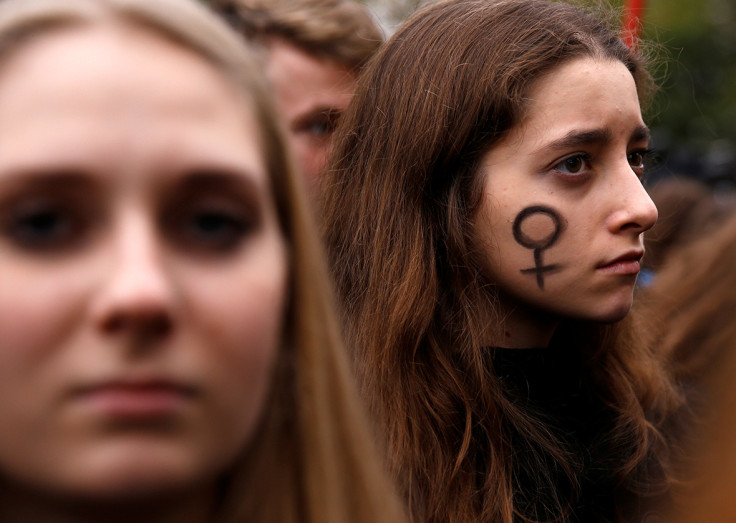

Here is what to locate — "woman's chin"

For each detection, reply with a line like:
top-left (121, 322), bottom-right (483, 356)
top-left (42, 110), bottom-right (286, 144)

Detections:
top-left (542, 293), bottom-right (634, 325)
top-left (583, 299), bottom-right (634, 324)
top-left (32, 443), bottom-right (211, 502)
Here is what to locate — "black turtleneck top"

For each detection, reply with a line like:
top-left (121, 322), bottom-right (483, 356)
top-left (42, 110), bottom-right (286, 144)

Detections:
top-left (490, 347), bottom-right (665, 523)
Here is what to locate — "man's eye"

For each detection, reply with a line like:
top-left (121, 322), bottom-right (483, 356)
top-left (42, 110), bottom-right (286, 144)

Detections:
top-left (297, 110), bottom-right (341, 139)
top-left (306, 120), bottom-right (332, 137)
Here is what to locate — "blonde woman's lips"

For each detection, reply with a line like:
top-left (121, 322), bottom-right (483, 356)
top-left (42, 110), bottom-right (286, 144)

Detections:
top-left (72, 379), bottom-right (198, 419)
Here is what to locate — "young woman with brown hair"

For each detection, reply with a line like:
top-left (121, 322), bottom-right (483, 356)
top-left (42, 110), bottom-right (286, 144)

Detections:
top-left (0, 0), bottom-right (405, 521)
top-left (321, 0), bottom-right (680, 521)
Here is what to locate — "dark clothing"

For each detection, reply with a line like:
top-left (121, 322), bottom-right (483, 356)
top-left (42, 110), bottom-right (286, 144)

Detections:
top-left (490, 347), bottom-right (666, 523)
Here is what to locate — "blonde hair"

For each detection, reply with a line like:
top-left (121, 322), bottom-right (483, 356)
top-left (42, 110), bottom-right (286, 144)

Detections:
top-left (0, 1), bottom-right (405, 522)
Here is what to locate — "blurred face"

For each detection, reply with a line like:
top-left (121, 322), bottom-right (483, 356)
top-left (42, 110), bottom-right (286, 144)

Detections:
top-left (265, 38), bottom-right (357, 188)
top-left (476, 58), bottom-right (657, 345)
top-left (0, 23), bottom-right (287, 503)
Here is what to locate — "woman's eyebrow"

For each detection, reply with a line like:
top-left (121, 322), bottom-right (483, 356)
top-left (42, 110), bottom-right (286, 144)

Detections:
top-left (0, 169), bottom-right (97, 191)
top-left (537, 124), bottom-right (650, 154)
top-left (630, 125), bottom-right (651, 144)
top-left (173, 169), bottom-right (266, 206)
top-left (540, 128), bottom-right (613, 152)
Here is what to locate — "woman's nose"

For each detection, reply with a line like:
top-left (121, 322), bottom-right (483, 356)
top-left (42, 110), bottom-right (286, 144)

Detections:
top-left (90, 211), bottom-right (175, 340)
top-left (606, 163), bottom-right (658, 236)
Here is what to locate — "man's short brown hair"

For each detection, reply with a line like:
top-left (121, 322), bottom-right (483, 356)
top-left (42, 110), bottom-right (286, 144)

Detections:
top-left (212, 0), bottom-right (384, 71)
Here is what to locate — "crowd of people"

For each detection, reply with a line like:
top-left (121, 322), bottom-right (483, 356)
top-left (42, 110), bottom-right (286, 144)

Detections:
top-left (0, 0), bottom-right (732, 521)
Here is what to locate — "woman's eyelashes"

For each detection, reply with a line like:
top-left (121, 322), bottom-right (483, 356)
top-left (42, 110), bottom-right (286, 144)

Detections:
top-left (627, 148), bottom-right (653, 179)
top-left (4, 198), bottom-right (91, 252)
top-left (549, 148), bottom-right (653, 180)
top-left (1, 195), bottom-right (258, 256)
top-left (551, 153), bottom-right (592, 178)
top-left (163, 200), bottom-right (257, 254)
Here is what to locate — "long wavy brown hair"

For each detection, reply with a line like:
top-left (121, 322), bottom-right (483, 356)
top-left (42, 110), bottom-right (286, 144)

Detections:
top-left (321, 0), bottom-right (680, 521)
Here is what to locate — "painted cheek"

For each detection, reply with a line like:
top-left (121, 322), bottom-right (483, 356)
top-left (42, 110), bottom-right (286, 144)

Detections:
top-left (513, 206), bottom-right (567, 290)
top-left (519, 213), bottom-right (558, 240)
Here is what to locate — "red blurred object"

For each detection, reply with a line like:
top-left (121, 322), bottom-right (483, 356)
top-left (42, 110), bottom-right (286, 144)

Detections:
top-left (622, 0), bottom-right (646, 50)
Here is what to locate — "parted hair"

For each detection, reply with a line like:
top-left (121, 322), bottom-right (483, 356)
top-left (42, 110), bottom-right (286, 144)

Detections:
top-left (0, 0), bottom-right (405, 522)
top-left (321, 0), bottom-right (679, 521)
top-left (210, 0), bottom-right (384, 71)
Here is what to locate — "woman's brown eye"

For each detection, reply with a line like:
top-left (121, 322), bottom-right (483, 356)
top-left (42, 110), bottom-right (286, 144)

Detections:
top-left (564, 157), bottom-right (583, 172)
top-left (553, 153), bottom-right (590, 175)
top-left (628, 151), bottom-right (644, 167)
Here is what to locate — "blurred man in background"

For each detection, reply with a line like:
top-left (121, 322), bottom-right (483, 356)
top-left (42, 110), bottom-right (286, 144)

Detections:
top-left (213, 0), bottom-right (384, 189)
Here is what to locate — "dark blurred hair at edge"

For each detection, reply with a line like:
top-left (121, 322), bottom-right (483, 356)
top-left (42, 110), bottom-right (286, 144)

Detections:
top-left (642, 176), bottom-right (733, 271)
top-left (639, 209), bottom-right (736, 398)
top-left (637, 211), bottom-right (736, 518)
top-left (320, 0), bottom-right (681, 521)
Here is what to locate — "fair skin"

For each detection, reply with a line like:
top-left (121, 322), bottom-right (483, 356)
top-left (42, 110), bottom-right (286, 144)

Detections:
top-left (265, 38), bottom-right (357, 188)
top-left (476, 57), bottom-right (657, 348)
top-left (0, 23), bottom-right (287, 523)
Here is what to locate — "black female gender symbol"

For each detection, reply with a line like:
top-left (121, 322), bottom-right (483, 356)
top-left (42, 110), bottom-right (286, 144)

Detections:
top-left (512, 205), bottom-right (566, 290)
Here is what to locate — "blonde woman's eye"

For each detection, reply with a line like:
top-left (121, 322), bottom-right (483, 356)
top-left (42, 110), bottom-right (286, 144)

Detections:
top-left (166, 206), bottom-right (255, 254)
top-left (6, 202), bottom-right (85, 251)
top-left (190, 211), bottom-right (247, 247)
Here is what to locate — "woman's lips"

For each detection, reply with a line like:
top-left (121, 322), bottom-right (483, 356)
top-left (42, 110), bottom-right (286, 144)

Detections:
top-left (73, 381), bottom-right (197, 419)
top-left (597, 259), bottom-right (641, 275)
top-left (596, 250), bottom-right (644, 275)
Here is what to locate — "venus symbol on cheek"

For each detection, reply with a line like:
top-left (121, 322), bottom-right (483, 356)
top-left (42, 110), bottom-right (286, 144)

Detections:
top-left (512, 205), bottom-right (566, 290)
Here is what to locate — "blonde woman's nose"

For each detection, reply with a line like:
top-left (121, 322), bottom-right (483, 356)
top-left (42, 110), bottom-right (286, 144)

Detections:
top-left (90, 211), bottom-right (175, 339)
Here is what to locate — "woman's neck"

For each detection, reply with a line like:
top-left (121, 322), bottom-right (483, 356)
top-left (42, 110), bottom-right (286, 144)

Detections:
top-left (0, 479), bottom-right (217, 523)
top-left (487, 294), bottom-right (561, 348)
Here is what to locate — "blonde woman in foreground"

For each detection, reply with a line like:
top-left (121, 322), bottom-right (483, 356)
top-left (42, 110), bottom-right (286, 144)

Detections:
top-left (0, 0), bottom-right (405, 521)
